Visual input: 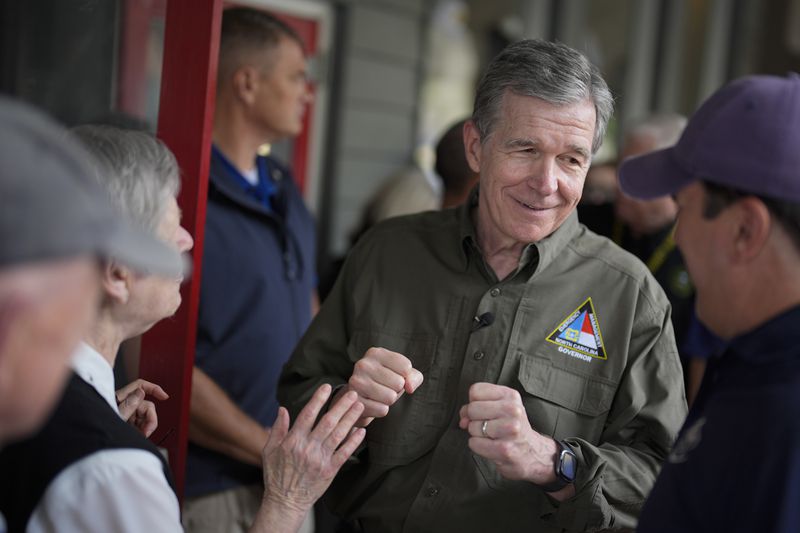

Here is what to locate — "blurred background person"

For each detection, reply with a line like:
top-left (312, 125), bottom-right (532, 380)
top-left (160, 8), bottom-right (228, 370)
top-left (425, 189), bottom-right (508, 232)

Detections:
top-left (577, 114), bottom-right (723, 404)
top-left (357, 161), bottom-right (441, 230)
top-left (576, 162), bottom-right (618, 238)
top-left (614, 114), bottom-right (687, 241)
top-left (354, 116), bottom-right (479, 234)
top-left (435, 119), bottom-right (480, 209)
top-left (320, 117), bottom-right (478, 302)
top-left (614, 114), bottom-right (724, 404)
top-left (186, 8), bottom-right (318, 533)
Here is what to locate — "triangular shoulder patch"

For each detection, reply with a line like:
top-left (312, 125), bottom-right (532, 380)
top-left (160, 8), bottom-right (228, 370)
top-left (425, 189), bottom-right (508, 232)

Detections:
top-left (546, 297), bottom-right (607, 360)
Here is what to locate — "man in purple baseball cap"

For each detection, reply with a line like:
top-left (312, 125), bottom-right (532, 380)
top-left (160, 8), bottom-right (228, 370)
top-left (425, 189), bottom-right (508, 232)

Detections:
top-left (620, 73), bottom-right (800, 532)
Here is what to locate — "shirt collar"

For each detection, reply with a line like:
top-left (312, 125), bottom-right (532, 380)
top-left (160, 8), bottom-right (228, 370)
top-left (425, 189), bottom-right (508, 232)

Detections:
top-left (209, 146), bottom-right (279, 215)
top-left (458, 186), bottom-right (581, 278)
top-left (457, 187), bottom-right (481, 271)
top-left (725, 305), bottom-right (800, 363)
top-left (71, 342), bottom-right (120, 414)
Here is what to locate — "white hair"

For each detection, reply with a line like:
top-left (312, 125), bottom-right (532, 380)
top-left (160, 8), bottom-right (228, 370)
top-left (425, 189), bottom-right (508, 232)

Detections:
top-left (71, 125), bottom-right (180, 234)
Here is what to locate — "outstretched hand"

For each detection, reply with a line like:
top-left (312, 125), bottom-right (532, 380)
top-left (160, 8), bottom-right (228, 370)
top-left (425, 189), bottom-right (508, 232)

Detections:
top-left (262, 383), bottom-right (366, 514)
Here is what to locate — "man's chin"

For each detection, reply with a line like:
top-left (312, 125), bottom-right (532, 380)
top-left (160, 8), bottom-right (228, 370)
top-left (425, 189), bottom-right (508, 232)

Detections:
top-left (168, 297), bottom-right (182, 317)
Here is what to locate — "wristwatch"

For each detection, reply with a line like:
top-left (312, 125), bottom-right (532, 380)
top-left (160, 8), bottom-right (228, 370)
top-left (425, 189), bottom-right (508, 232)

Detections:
top-left (538, 440), bottom-right (578, 493)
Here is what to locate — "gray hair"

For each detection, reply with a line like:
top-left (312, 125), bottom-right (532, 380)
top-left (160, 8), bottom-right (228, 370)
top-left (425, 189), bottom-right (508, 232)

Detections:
top-left (472, 39), bottom-right (614, 154)
top-left (625, 113), bottom-right (687, 151)
top-left (71, 125), bottom-right (180, 235)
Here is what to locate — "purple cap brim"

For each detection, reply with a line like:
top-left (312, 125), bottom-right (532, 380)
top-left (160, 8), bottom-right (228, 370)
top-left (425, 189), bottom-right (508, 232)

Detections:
top-left (618, 146), bottom-right (696, 200)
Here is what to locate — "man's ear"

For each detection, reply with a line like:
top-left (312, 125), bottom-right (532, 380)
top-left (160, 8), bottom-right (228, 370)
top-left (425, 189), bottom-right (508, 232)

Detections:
top-left (463, 120), bottom-right (483, 175)
top-left (102, 261), bottom-right (131, 305)
top-left (732, 197), bottom-right (771, 262)
top-left (231, 65), bottom-right (260, 106)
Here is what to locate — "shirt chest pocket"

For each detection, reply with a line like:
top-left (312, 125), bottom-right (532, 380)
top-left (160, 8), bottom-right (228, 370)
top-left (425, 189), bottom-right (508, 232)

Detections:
top-left (347, 329), bottom-right (449, 465)
top-left (516, 354), bottom-right (616, 443)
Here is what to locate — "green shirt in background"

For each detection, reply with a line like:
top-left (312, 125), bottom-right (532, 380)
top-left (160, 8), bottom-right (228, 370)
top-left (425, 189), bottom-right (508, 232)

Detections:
top-left (278, 195), bottom-right (687, 533)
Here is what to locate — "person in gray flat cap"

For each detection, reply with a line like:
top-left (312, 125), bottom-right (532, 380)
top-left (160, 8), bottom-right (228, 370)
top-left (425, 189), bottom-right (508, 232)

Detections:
top-left (0, 100), bottom-right (183, 448)
top-left (0, 125), bottom-right (196, 532)
top-left (0, 98), bottom-right (183, 532)
top-left (619, 73), bottom-right (800, 533)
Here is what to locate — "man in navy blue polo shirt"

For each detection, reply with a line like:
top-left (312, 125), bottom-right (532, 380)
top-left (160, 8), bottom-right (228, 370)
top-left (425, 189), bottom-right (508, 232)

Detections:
top-left (184, 8), bottom-right (317, 532)
top-left (620, 73), bottom-right (800, 532)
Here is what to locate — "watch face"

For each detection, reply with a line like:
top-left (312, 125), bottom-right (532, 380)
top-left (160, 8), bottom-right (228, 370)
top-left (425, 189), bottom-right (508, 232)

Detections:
top-left (559, 449), bottom-right (578, 482)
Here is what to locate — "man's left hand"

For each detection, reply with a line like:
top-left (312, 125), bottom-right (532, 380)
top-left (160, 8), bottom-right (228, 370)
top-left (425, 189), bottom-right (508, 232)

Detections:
top-left (458, 382), bottom-right (559, 485)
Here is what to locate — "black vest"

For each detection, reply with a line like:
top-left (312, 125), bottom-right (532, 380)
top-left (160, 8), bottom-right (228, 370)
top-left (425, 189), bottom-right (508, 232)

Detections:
top-left (0, 373), bottom-right (175, 532)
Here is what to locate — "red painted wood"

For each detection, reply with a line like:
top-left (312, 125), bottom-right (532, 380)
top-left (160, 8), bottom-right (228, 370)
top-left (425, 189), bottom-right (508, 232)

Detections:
top-left (139, 0), bottom-right (222, 500)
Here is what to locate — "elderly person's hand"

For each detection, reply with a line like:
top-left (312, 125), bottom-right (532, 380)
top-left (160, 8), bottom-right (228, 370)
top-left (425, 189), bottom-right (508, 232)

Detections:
top-left (261, 384), bottom-right (365, 520)
top-left (346, 347), bottom-right (423, 427)
top-left (116, 379), bottom-right (169, 438)
top-left (458, 383), bottom-right (575, 500)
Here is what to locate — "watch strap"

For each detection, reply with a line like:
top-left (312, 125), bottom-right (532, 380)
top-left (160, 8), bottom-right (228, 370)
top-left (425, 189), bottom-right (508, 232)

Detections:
top-left (537, 440), bottom-right (577, 493)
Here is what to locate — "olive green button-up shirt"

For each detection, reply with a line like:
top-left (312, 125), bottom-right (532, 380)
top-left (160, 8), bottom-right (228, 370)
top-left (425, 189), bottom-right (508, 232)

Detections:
top-left (278, 198), bottom-right (687, 533)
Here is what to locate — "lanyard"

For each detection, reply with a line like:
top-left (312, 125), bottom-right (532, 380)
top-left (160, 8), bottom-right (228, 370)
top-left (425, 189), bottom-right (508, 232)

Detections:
top-left (612, 219), bottom-right (676, 275)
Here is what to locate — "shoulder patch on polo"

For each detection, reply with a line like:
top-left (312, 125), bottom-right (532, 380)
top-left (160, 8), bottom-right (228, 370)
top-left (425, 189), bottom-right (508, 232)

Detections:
top-left (546, 297), bottom-right (607, 360)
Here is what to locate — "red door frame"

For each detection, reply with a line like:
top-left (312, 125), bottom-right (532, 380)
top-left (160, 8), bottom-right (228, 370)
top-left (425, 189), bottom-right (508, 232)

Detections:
top-left (139, 0), bottom-right (222, 500)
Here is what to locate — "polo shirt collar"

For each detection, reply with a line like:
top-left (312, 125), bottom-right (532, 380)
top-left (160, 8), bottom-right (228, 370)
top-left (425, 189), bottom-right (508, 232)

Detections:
top-left (209, 147), bottom-right (277, 217)
top-left (71, 341), bottom-right (120, 415)
top-left (725, 304), bottom-right (800, 364)
top-left (458, 186), bottom-right (581, 278)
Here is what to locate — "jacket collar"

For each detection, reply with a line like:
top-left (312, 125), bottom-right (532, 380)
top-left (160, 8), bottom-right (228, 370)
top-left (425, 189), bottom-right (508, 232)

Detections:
top-left (725, 305), bottom-right (800, 364)
top-left (209, 147), bottom-right (284, 218)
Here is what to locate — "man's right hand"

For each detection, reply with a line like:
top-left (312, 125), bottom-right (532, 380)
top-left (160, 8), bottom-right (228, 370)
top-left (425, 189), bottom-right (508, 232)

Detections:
top-left (346, 347), bottom-right (423, 427)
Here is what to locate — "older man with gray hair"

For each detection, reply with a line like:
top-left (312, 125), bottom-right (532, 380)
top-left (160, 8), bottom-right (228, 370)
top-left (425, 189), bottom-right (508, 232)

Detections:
top-left (614, 114), bottom-right (687, 240)
top-left (613, 114), bottom-right (723, 405)
top-left (279, 39), bottom-right (686, 532)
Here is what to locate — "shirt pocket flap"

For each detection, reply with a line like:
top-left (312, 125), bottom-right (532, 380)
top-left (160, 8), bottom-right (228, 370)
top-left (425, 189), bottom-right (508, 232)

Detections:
top-left (518, 355), bottom-right (614, 416)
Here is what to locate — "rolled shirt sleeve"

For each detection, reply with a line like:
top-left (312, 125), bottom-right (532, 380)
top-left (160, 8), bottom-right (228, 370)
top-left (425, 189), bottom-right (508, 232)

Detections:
top-left (543, 297), bottom-right (687, 531)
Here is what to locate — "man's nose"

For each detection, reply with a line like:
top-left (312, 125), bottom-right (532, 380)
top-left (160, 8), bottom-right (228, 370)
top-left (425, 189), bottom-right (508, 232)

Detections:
top-left (527, 158), bottom-right (558, 195)
top-left (178, 226), bottom-right (194, 253)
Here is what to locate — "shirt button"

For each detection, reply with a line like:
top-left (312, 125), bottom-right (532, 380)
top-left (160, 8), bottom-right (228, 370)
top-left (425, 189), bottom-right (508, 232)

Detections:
top-left (490, 287), bottom-right (501, 297)
top-left (473, 351), bottom-right (485, 360)
top-left (425, 487), bottom-right (439, 497)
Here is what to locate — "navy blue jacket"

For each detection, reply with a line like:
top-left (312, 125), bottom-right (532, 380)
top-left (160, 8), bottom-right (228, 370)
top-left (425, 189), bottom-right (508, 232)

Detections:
top-left (638, 306), bottom-right (800, 532)
top-left (186, 150), bottom-right (316, 497)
